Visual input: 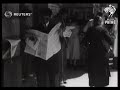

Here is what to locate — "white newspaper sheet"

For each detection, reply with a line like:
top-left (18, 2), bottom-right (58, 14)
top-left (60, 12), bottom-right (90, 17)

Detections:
top-left (24, 22), bottom-right (62, 60)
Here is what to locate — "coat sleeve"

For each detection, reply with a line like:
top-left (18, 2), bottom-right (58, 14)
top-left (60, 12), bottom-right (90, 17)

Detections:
top-left (102, 28), bottom-right (114, 46)
top-left (80, 28), bottom-right (91, 47)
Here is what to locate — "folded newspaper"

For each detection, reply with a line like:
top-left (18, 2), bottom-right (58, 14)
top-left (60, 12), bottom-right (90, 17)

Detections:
top-left (24, 22), bottom-right (62, 60)
top-left (2, 39), bottom-right (21, 59)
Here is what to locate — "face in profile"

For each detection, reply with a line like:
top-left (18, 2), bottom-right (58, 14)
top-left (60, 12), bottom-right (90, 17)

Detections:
top-left (48, 4), bottom-right (60, 16)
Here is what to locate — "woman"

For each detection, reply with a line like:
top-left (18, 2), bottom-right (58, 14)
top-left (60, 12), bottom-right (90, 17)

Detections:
top-left (67, 20), bottom-right (80, 67)
top-left (82, 16), bottom-right (113, 87)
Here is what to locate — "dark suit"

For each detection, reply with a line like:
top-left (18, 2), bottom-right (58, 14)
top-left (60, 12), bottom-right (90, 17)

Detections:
top-left (32, 14), bottom-right (66, 87)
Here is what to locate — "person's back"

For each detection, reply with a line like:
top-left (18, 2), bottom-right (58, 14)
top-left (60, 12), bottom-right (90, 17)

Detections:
top-left (86, 26), bottom-right (106, 58)
top-left (83, 16), bottom-right (113, 87)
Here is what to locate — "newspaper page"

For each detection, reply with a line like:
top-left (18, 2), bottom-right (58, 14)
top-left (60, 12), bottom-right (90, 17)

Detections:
top-left (24, 22), bottom-right (62, 60)
top-left (42, 22), bottom-right (62, 60)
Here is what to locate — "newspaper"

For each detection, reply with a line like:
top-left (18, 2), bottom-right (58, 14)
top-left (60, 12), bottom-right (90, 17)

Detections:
top-left (24, 22), bottom-right (62, 60)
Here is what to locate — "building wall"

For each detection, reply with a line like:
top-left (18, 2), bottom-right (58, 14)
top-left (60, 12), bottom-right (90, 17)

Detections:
top-left (2, 4), bottom-right (20, 39)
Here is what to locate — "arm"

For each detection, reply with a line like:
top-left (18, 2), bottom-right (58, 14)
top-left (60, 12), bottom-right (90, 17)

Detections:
top-left (80, 29), bottom-right (91, 47)
top-left (83, 19), bottom-right (93, 33)
top-left (102, 28), bottom-right (114, 46)
top-left (58, 25), bottom-right (68, 48)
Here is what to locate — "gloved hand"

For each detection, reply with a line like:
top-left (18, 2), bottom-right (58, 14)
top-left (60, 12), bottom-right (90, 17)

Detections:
top-left (63, 26), bottom-right (75, 37)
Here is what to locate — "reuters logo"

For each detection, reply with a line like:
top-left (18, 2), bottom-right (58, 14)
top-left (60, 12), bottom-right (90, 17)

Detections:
top-left (4, 11), bottom-right (12, 18)
top-left (4, 11), bottom-right (32, 18)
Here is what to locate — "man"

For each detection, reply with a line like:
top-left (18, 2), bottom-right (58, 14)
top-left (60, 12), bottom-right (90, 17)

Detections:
top-left (32, 3), bottom-right (71, 87)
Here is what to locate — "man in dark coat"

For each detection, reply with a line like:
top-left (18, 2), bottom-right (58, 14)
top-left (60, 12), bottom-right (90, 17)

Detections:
top-left (82, 16), bottom-right (113, 87)
top-left (32, 4), bottom-right (68, 87)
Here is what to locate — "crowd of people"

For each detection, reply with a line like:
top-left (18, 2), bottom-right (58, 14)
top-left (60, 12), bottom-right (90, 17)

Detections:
top-left (21, 4), bottom-right (118, 87)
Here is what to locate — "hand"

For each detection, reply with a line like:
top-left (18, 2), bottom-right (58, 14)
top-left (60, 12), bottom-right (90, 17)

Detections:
top-left (63, 26), bottom-right (75, 37)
